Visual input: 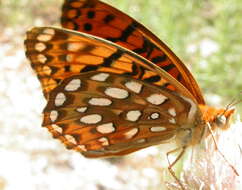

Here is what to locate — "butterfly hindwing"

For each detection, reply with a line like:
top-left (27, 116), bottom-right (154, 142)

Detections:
top-left (61, 0), bottom-right (205, 104)
top-left (43, 71), bottom-right (198, 158)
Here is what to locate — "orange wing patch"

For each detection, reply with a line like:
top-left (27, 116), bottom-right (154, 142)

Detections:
top-left (61, 0), bottom-right (205, 104)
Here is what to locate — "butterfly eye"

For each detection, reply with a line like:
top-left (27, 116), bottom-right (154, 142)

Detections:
top-left (215, 115), bottom-right (227, 127)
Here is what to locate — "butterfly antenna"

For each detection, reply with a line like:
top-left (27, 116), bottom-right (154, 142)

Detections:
top-left (221, 91), bottom-right (242, 116)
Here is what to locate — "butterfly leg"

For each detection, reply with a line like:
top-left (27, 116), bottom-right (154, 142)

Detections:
top-left (206, 122), bottom-right (239, 176)
top-left (166, 146), bottom-right (186, 190)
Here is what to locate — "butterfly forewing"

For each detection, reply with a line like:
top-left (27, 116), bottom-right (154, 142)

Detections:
top-left (61, 0), bottom-right (205, 104)
top-left (25, 27), bottom-right (196, 103)
top-left (43, 71), bottom-right (198, 158)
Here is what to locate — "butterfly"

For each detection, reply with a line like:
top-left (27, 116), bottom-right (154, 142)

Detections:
top-left (24, 0), bottom-right (236, 188)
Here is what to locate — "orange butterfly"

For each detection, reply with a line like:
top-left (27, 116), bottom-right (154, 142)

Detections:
top-left (24, 0), bottom-right (236, 188)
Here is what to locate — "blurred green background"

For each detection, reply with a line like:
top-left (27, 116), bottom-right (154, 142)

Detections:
top-left (0, 0), bottom-right (241, 190)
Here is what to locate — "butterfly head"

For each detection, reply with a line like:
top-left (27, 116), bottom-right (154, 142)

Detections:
top-left (214, 94), bottom-right (242, 130)
top-left (215, 93), bottom-right (242, 129)
top-left (214, 108), bottom-right (235, 130)
top-left (199, 105), bottom-right (235, 130)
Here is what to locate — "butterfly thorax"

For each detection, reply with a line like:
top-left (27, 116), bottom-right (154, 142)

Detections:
top-left (174, 105), bottom-right (234, 148)
top-left (172, 109), bottom-right (204, 147)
